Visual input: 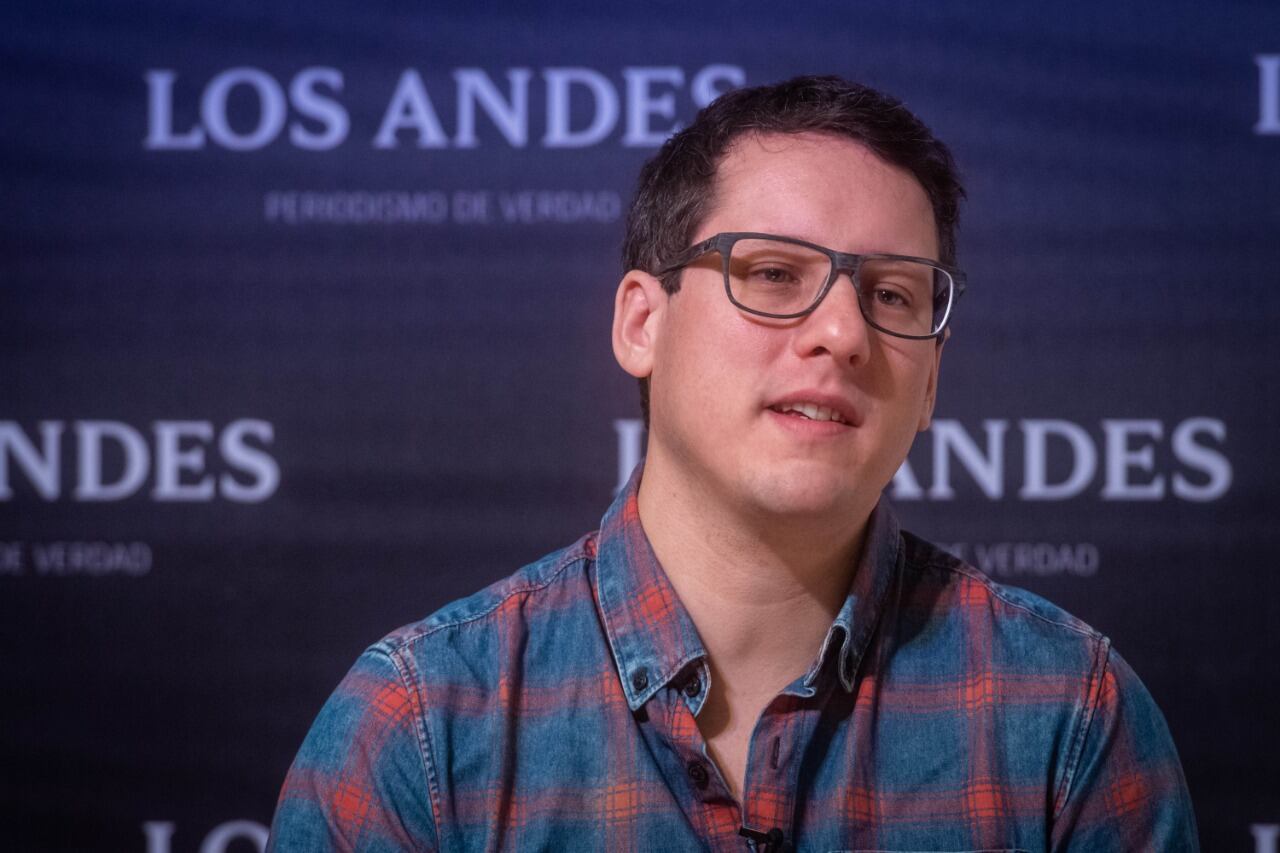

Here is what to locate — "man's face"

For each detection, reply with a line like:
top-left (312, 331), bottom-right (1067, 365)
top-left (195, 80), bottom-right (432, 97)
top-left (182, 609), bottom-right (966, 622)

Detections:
top-left (635, 131), bottom-right (945, 524)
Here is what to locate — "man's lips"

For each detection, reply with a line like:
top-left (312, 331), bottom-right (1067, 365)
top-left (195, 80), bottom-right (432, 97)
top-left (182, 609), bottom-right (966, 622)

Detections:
top-left (765, 392), bottom-right (862, 427)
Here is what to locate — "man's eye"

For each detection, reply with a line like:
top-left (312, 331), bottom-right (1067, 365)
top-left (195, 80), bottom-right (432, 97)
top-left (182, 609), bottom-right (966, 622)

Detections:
top-left (873, 287), bottom-right (910, 307)
top-left (751, 266), bottom-right (799, 284)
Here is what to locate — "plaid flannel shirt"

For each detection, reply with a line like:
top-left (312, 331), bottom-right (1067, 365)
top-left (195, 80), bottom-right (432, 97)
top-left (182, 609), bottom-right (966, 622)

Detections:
top-left (268, 467), bottom-right (1198, 851)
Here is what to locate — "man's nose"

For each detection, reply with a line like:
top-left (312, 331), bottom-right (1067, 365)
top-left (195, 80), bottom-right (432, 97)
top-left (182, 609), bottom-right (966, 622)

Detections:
top-left (793, 272), bottom-right (872, 367)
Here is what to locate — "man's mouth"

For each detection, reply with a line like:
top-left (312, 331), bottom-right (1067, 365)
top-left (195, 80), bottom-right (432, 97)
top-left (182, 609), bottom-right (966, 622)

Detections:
top-left (768, 402), bottom-right (850, 425)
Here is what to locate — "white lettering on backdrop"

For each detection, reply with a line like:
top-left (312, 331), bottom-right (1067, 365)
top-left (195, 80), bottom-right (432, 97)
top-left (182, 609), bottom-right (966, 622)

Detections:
top-left (0, 419), bottom-right (279, 503)
top-left (144, 65), bottom-right (746, 151)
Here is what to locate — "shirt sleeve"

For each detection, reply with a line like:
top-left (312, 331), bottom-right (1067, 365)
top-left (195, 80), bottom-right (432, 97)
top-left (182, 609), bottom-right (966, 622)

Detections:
top-left (266, 646), bottom-right (439, 852)
top-left (1051, 644), bottom-right (1199, 851)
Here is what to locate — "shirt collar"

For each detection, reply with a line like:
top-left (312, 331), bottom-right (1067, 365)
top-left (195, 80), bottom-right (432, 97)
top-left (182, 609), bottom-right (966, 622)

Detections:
top-left (594, 465), bottom-right (708, 711)
top-left (800, 493), bottom-right (902, 692)
top-left (594, 463), bottom-right (903, 711)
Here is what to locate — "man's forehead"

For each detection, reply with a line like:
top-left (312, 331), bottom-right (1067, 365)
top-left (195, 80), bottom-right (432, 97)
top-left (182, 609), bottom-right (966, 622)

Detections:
top-left (700, 130), bottom-right (938, 254)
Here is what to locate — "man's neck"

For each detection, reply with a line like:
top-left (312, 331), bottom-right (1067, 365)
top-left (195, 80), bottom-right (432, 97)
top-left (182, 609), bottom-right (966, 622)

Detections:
top-left (634, 454), bottom-right (871, 697)
top-left (634, 451), bottom-right (873, 799)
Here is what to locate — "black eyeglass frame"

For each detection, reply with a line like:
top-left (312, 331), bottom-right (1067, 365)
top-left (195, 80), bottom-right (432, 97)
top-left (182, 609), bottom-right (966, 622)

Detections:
top-left (655, 231), bottom-right (968, 341)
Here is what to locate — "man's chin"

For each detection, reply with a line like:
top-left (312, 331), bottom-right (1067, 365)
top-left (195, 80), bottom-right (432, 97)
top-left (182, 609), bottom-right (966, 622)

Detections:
top-left (739, 469), bottom-right (868, 524)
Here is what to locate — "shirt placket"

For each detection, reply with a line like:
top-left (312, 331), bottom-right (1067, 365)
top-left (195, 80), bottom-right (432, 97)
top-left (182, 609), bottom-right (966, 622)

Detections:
top-left (737, 688), bottom-right (821, 853)
top-left (637, 662), bottom-right (746, 851)
top-left (641, 662), bottom-right (824, 853)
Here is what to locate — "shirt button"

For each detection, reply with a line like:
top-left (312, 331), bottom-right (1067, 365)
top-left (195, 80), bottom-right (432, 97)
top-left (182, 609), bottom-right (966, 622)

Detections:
top-left (683, 675), bottom-right (702, 698)
top-left (687, 761), bottom-right (709, 789)
top-left (630, 668), bottom-right (649, 692)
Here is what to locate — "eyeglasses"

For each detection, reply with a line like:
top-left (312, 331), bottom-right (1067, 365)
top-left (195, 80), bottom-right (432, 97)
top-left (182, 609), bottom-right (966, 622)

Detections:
top-left (655, 232), bottom-right (966, 340)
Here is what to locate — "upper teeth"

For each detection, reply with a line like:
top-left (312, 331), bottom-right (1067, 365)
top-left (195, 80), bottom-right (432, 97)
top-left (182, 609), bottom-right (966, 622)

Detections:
top-left (774, 402), bottom-right (847, 424)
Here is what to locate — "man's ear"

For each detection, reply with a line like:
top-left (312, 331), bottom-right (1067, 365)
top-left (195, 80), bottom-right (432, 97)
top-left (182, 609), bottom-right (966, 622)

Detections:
top-left (917, 329), bottom-right (948, 431)
top-left (612, 270), bottom-right (666, 379)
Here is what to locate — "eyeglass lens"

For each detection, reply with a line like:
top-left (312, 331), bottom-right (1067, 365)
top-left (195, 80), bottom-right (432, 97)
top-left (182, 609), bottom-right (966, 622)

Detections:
top-left (725, 238), bottom-right (951, 336)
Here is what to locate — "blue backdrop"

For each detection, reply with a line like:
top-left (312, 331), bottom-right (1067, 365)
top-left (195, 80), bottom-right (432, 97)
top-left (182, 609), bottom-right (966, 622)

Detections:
top-left (3, 1), bottom-right (1278, 850)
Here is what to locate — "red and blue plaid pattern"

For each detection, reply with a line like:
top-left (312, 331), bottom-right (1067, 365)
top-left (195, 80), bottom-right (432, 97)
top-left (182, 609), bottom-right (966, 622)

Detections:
top-left (268, 469), bottom-right (1198, 851)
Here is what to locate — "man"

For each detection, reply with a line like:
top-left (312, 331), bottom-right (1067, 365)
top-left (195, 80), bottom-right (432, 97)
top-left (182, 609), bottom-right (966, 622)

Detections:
top-left (267, 76), bottom-right (1198, 851)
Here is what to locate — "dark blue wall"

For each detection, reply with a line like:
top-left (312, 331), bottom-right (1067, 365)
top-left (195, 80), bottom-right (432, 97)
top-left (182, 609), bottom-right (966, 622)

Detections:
top-left (3, 1), bottom-right (1278, 849)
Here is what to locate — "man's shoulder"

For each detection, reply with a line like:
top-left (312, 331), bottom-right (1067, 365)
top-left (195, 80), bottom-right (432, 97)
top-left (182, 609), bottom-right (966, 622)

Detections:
top-left (897, 529), bottom-right (1109, 672)
top-left (366, 532), bottom-right (602, 675)
top-left (895, 532), bottom-right (1196, 848)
